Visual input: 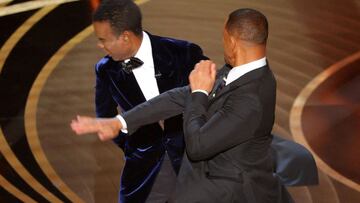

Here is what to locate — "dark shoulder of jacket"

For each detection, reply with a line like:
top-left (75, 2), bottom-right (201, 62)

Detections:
top-left (95, 55), bottom-right (116, 75)
top-left (150, 33), bottom-right (203, 56)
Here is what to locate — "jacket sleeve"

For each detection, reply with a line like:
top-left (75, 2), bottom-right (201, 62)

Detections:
top-left (183, 90), bottom-right (263, 161)
top-left (122, 86), bottom-right (191, 135)
top-left (186, 43), bottom-right (208, 67)
top-left (95, 63), bottom-right (117, 118)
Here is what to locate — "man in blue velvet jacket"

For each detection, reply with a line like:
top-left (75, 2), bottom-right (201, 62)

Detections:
top-left (91, 0), bottom-right (207, 202)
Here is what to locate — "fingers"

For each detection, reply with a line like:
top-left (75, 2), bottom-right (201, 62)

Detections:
top-left (192, 60), bottom-right (215, 76)
top-left (210, 63), bottom-right (217, 80)
top-left (77, 115), bottom-right (94, 122)
top-left (189, 60), bottom-right (217, 93)
top-left (98, 132), bottom-right (107, 141)
top-left (70, 115), bottom-right (99, 135)
top-left (70, 115), bottom-right (121, 143)
top-left (196, 60), bottom-right (216, 79)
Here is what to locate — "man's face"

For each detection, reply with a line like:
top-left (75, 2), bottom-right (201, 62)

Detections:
top-left (93, 21), bottom-right (131, 61)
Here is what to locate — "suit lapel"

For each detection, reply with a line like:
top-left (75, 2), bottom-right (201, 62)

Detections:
top-left (209, 65), bottom-right (269, 103)
top-left (148, 32), bottom-right (177, 94)
top-left (105, 59), bottom-right (146, 108)
top-left (105, 33), bottom-right (177, 109)
top-left (209, 75), bottom-right (227, 99)
top-left (209, 65), bottom-right (230, 99)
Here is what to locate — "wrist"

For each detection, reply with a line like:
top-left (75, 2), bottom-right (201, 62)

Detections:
top-left (192, 89), bottom-right (209, 96)
top-left (113, 117), bottom-right (121, 130)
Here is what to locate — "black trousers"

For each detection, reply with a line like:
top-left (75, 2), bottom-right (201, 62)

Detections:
top-left (146, 152), bottom-right (177, 203)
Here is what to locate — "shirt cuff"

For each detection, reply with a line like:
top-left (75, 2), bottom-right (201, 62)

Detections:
top-left (116, 115), bottom-right (128, 134)
top-left (191, 89), bottom-right (209, 96)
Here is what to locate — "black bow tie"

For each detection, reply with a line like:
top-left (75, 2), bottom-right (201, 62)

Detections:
top-left (120, 57), bottom-right (144, 74)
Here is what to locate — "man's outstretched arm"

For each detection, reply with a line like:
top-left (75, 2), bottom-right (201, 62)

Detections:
top-left (71, 60), bottom-right (216, 141)
top-left (71, 86), bottom-right (190, 140)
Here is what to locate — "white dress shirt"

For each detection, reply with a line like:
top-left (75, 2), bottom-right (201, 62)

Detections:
top-left (225, 57), bottom-right (266, 86)
top-left (132, 31), bottom-right (160, 101)
top-left (118, 32), bottom-right (159, 132)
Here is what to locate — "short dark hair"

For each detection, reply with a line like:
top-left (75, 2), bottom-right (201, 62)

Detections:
top-left (93, 0), bottom-right (142, 36)
top-left (226, 8), bottom-right (268, 44)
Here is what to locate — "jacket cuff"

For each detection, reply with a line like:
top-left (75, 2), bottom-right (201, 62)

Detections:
top-left (191, 91), bottom-right (209, 108)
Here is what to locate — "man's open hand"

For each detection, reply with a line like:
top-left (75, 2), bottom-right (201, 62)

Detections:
top-left (70, 115), bottom-right (122, 141)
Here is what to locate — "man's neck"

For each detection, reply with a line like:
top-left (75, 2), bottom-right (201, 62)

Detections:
top-left (233, 52), bottom-right (265, 67)
top-left (233, 56), bottom-right (265, 67)
top-left (232, 43), bottom-right (266, 67)
top-left (130, 33), bottom-right (143, 57)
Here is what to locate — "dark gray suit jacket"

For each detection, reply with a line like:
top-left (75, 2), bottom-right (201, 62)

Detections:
top-left (123, 64), bottom-right (292, 202)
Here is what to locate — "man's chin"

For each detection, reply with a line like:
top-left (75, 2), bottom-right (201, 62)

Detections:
top-left (109, 55), bottom-right (120, 61)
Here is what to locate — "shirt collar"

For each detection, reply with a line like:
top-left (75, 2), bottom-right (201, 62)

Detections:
top-left (124, 31), bottom-right (152, 66)
top-left (225, 57), bottom-right (267, 85)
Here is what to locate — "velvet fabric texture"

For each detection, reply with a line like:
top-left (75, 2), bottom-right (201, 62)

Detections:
top-left (94, 32), bottom-right (207, 202)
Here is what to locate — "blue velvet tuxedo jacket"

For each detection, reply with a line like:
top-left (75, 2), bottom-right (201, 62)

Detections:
top-left (94, 32), bottom-right (207, 202)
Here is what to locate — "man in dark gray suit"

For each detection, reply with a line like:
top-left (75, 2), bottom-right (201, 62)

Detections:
top-left (72, 8), bottom-right (294, 202)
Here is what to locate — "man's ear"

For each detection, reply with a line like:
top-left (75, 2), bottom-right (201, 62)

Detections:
top-left (122, 31), bottom-right (130, 42)
top-left (230, 35), bottom-right (237, 53)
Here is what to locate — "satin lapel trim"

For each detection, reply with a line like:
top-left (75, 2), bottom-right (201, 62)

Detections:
top-left (106, 71), bottom-right (134, 107)
top-left (105, 66), bottom-right (147, 107)
top-left (208, 65), bottom-right (231, 99)
top-left (209, 77), bottom-right (225, 99)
